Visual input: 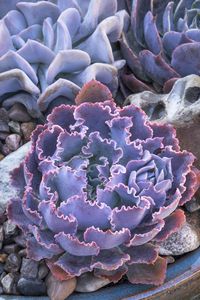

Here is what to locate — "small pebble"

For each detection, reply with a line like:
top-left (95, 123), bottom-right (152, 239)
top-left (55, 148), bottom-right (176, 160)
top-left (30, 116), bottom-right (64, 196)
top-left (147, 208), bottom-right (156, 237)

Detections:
top-left (0, 254), bottom-right (7, 263)
top-left (4, 253), bottom-right (21, 273)
top-left (166, 256), bottom-right (175, 264)
top-left (8, 104), bottom-right (31, 122)
top-left (5, 134), bottom-right (21, 151)
top-left (0, 286), bottom-right (3, 295)
top-left (8, 121), bottom-right (21, 134)
top-left (0, 226), bottom-right (3, 250)
top-left (3, 244), bottom-right (20, 254)
top-left (21, 258), bottom-right (38, 279)
top-left (14, 233), bottom-right (26, 247)
top-left (38, 262), bottom-right (49, 280)
top-left (0, 263), bottom-right (5, 275)
top-left (46, 274), bottom-right (76, 300)
top-left (185, 196), bottom-right (200, 213)
top-left (3, 220), bottom-right (18, 239)
top-left (1, 144), bottom-right (11, 156)
top-left (0, 272), bottom-right (6, 281)
top-left (0, 132), bottom-right (9, 141)
top-left (0, 212), bottom-right (6, 225)
top-left (1, 273), bottom-right (15, 294)
top-left (0, 122), bottom-right (9, 133)
top-left (18, 249), bottom-right (27, 257)
top-left (17, 278), bottom-right (47, 296)
top-left (0, 108), bottom-right (9, 123)
top-left (0, 132), bottom-right (9, 140)
top-left (21, 122), bottom-right (36, 141)
top-left (12, 283), bottom-right (20, 295)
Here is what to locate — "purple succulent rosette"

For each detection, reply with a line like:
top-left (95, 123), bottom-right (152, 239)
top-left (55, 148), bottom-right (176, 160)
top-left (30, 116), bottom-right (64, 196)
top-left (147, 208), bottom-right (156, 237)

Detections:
top-left (120, 0), bottom-right (200, 96)
top-left (7, 80), bottom-right (199, 286)
top-left (0, 0), bottom-right (129, 117)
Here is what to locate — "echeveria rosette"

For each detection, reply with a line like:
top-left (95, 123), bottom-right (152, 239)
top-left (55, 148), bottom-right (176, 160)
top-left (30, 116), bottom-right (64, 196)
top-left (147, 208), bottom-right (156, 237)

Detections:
top-left (7, 80), bottom-right (199, 286)
top-left (0, 0), bottom-right (129, 117)
top-left (120, 0), bottom-right (200, 96)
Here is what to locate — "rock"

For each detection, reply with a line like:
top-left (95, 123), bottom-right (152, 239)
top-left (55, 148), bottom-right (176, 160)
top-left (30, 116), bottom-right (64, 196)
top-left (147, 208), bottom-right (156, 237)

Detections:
top-left (126, 75), bottom-right (200, 169)
top-left (0, 142), bottom-right (31, 214)
top-left (5, 134), bottom-right (21, 151)
top-left (0, 226), bottom-right (3, 250)
top-left (4, 253), bottom-right (21, 273)
top-left (1, 273), bottom-right (15, 294)
top-left (3, 243), bottom-right (20, 254)
top-left (0, 286), bottom-right (3, 295)
top-left (0, 213), bottom-right (6, 224)
top-left (159, 211), bottom-right (200, 256)
top-left (18, 249), bottom-right (27, 257)
top-left (14, 232), bottom-right (26, 247)
top-left (21, 122), bottom-right (36, 141)
top-left (46, 274), bottom-right (76, 300)
top-left (166, 256), bottom-right (175, 264)
top-left (0, 133), bottom-right (9, 141)
top-left (1, 144), bottom-right (11, 156)
top-left (8, 103), bottom-right (32, 122)
top-left (0, 263), bottom-right (4, 276)
top-left (38, 262), bottom-right (49, 280)
top-left (0, 254), bottom-right (7, 263)
top-left (3, 220), bottom-right (18, 239)
top-left (185, 195), bottom-right (200, 213)
top-left (17, 278), bottom-right (46, 296)
top-left (20, 258), bottom-right (38, 279)
top-left (12, 283), bottom-right (20, 295)
top-left (0, 154), bottom-right (4, 161)
top-left (0, 108), bottom-right (9, 123)
top-left (76, 272), bottom-right (111, 292)
top-left (8, 121), bottom-right (21, 134)
top-left (0, 272), bottom-right (6, 281)
top-left (0, 121), bottom-right (9, 133)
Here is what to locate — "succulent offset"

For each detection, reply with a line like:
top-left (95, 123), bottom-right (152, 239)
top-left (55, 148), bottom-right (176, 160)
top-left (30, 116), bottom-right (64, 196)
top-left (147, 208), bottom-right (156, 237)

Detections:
top-left (7, 80), bottom-right (199, 286)
top-left (0, 0), bottom-right (129, 117)
top-left (120, 0), bottom-right (200, 96)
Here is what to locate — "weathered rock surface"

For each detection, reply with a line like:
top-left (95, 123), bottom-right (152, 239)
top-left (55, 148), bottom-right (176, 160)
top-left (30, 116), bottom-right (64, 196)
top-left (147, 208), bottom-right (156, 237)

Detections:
top-left (126, 75), bottom-right (200, 168)
top-left (0, 142), bottom-right (30, 214)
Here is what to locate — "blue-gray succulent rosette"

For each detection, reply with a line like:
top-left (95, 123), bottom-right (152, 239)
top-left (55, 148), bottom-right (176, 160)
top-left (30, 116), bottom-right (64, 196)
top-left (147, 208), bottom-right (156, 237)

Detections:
top-left (0, 0), bottom-right (129, 117)
top-left (120, 0), bottom-right (200, 95)
top-left (8, 81), bottom-right (199, 285)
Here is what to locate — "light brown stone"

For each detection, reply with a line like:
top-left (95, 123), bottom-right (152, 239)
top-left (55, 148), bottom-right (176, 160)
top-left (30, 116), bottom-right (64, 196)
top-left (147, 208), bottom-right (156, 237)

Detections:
top-left (46, 274), bottom-right (76, 300)
top-left (21, 122), bottom-right (36, 141)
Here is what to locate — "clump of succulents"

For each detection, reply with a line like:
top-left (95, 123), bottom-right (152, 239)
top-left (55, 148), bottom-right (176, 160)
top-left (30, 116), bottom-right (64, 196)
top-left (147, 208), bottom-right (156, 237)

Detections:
top-left (120, 0), bottom-right (200, 96)
top-left (0, 0), bottom-right (129, 117)
top-left (7, 80), bottom-right (199, 286)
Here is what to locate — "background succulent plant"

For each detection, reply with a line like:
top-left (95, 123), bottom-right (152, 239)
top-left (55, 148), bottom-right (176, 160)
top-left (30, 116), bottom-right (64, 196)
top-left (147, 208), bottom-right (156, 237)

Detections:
top-left (0, 0), bottom-right (129, 118)
top-left (120, 0), bottom-right (200, 96)
top-left (7, 80), bottom-right (199, 286)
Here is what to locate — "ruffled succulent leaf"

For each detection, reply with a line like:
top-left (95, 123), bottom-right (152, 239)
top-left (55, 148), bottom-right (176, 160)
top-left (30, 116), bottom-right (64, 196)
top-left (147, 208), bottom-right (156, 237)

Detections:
top-left (126, 256), bottom-right (167, 286)
top-left (7, 81), bottom-right (199, 286)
